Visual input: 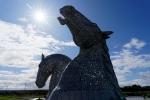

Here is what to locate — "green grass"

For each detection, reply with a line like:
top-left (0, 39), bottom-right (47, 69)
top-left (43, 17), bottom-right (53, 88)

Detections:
top-left (0, 95), bottom-right (22, 100)
top-left (0, 95), bottom-right (45, 100)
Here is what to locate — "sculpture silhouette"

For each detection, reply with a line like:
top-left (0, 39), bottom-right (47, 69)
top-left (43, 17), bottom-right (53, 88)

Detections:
top-left (35, 54), bottom-right (71, 99)
top-left (36, 5), bottom-right (126, 100)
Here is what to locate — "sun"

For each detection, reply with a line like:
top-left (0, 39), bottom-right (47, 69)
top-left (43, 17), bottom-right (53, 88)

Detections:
top-left (33, 9), bottom-right (47, 23)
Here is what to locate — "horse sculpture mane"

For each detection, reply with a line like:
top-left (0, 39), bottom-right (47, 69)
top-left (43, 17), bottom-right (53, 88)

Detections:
top-left (36, 5), bottom-right (126, 100)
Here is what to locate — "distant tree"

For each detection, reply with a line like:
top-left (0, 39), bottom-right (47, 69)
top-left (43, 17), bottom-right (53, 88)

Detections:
top-left (132, 84), bottom-right (142, 90)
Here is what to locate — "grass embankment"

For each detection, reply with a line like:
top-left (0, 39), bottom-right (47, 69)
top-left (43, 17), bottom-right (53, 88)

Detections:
top-left (0, 90), bottom-right (47, 100)
top-left (0, 94), bottom-right (45, 100)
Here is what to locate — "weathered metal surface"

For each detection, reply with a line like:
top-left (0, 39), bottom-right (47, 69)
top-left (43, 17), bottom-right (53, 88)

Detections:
top-left (37, 5), bottom-right (126, 100)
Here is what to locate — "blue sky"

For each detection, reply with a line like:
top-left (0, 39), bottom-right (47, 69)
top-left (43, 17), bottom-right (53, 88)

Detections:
top-left (0, 0), bottom-right (149, 90)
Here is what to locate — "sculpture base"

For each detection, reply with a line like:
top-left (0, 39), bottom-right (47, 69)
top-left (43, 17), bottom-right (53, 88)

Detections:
top-left (48, 90), bottom-right (122, 100)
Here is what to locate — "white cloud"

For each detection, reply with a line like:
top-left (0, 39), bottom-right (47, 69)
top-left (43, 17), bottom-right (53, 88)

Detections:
top-left (0, 20), bottom-right (76, 89)
top-left (0, 20), bottom-right (75, 68)
top-left (111, 38), bottom-right (150, 86)
top-left (139, 71), bottom-right (150, 80)
top-left (18, 17), bottom-right (28, 23)
top-left (112, 49), bottom-right (150, 70)
top-left (123, 38), bottom-right (146, 49)
top-left (0, 68), bottom-right (50, 90)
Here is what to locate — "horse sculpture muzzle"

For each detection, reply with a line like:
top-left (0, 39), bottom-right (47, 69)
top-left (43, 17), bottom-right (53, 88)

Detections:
top-left (35, 80), bottom-right (45, 88)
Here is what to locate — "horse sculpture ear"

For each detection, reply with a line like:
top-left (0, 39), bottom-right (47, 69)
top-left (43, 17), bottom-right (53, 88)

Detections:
top-left (102, 31), bottom-right (113, 39)
top-left (42, 53), bottom-right (45, 61)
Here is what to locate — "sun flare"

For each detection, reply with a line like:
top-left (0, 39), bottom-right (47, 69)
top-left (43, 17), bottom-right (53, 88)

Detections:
top-left (33, 9), bottom-right (47, 23)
